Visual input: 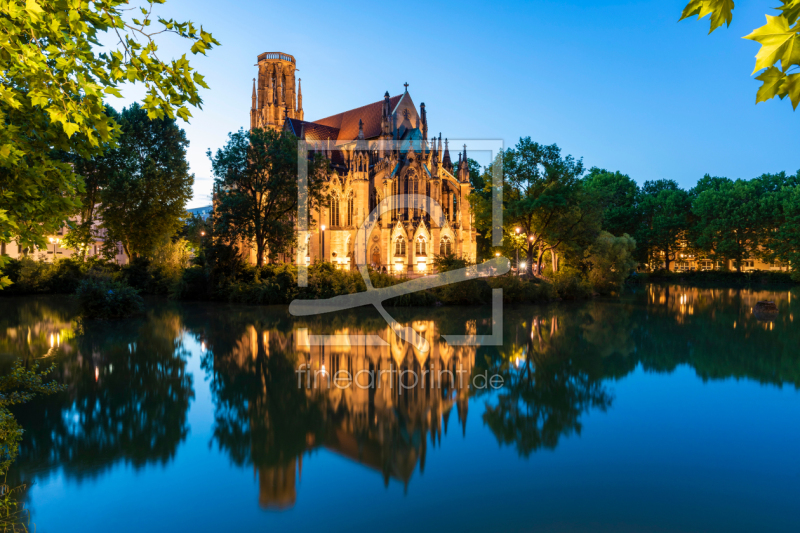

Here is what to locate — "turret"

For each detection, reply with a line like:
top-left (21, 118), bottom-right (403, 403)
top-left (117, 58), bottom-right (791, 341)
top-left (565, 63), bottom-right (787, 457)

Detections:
top-left (420, 102), bottom-right (428, 154)
top-left (443, 138), bottom-right (453, 172)
top-left (458, 144), bottom-right (470, 182)
top-left (297, 78), bottom-right (304, 120)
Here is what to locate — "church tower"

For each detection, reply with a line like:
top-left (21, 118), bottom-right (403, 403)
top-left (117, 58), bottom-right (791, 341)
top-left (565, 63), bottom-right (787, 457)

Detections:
top-left (250, 52), bottom-right (301, 131)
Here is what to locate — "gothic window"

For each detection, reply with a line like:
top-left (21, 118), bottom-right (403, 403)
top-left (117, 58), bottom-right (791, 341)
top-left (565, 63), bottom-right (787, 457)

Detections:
top-left (416, 236), bottom-right (426, 256)
top-left (440, 236), bottom-right (452, 256)
top-left (330, 196), bottom-right (340, 227)
top-left (394, 236), bottom-right (406, 256)
top-left (347, 193), bottom-right (354, 226)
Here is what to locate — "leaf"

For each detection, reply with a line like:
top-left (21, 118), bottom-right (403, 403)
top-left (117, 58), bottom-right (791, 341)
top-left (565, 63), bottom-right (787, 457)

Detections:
top-left (679, 0), bottom-right (734, 33)
top-left (25, 0), bottom-right (44, 20)
top-left (743, 15), bottom-right (797, 74)
top-left (62, 122), bottom-right (80, 137)
top-left (755, 66), bottom-right (787, 103)
top-left (708, 0), bottom-right (734, 33)
top-left (779, 0), bottom-right (800, 26)
top-left (785, 73), bottom-right (800, 109)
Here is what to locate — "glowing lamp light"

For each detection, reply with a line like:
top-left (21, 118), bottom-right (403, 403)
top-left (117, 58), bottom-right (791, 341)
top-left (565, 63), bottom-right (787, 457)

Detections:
top-left (200, 231), bottom-right (206, 236)
top-left (515, 227), bottom-right (520, 235)
top-left (520, 262), bottom-right (527, 269)
top-left (48, 237), bottom-right (54, 243)
top-left (495, 252), bottom-right (500, 257)
top-left (321, 225), bottom-right (326, 231)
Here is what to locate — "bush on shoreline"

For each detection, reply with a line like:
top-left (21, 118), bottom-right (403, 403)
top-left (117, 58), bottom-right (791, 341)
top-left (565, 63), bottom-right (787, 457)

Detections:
top-left (75, 276), bottom-right (144, 319)
top-left (0, 257), bottom-right (182, 296)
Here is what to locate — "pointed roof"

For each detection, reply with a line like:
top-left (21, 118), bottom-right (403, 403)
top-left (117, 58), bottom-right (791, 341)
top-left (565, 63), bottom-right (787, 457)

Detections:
top-left (313, 94), bottom-right (403, 145)
top-left (442, 138), bottom-right (452, 168)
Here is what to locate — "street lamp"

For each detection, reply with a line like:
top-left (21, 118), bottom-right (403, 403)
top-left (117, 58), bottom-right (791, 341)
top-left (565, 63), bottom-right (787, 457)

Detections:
top-left (200, 231), bottom-right (206, 237)
top-left (48, 236), bottom-right (57, 261)
top-left (321, 224), bottom-right (326, 262)
top-left (515, 227), bottom-right (521, 277)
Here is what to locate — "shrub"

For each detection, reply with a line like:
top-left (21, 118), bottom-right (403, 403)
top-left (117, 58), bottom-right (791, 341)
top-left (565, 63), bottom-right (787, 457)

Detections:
top-left (433, 253), bottom-right (469, 273)
top-left (173, 265), bottom-right (209, 300)
top-left (487, 274), bottom-right (554, 303)
top-left (76, 276), bottom-right (144, 319)
top-left (549, 266), bottom-right (592, 300)
top-left (585, 231), bottom-right (637, 295)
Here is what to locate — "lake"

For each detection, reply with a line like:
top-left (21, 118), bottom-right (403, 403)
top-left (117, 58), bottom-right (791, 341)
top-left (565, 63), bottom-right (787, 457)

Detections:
top-left (2, 285), bottom-right (799, 532)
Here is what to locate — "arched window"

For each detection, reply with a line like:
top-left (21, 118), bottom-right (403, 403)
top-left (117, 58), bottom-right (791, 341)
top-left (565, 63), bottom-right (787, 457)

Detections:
top-left (440, 236), bottom-right (452, 256)
top-left (394, 236), bottom-right (406, 256)
top-left (330, 196), bottom-right (340, 227)
top-left (416, 236), bottom-right (426, 256)
top-left (347, 193), bottom-right (354, 226)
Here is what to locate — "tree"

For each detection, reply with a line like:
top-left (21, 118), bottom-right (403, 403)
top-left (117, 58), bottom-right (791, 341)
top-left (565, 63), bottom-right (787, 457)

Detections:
top-left (680, 0), bottom-right (800, 109)
top-left (583, 167), bottom-right (641, 238)
top-left (585, 231), bottom-right (638, 294)
top-left (757, 170), bottom-right (800, 273)
top-left (638, 180), bottom-right (691, 270)
top-left (691, 177), bottom-right (766, 271)
top-left (98, 103), bottom-right (194, 259)
top-left (210, 128), bottom-right (326, 267)
top-left (1, 0), bottom-right (218, 281)
top-left (61, 106), bottom-right (121, 259)
top-left (477, 138), bottom-right (587, 277)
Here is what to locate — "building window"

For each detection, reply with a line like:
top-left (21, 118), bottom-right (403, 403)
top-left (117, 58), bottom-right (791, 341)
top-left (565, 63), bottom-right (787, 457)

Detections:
top-left (440, 236), bottom-right (452, 256)
top-left (416, 236), bottom-right (426, 256)
top-left (330, 197), bottom-right (340, 227)
top-left (394, 237), bottom-right (406, 256)
top-left (347, 194), bottom-right (354, 226)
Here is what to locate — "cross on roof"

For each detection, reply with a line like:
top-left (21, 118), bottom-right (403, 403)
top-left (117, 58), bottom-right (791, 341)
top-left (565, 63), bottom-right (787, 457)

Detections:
top-left (403, 82), bottom-right (409, 91)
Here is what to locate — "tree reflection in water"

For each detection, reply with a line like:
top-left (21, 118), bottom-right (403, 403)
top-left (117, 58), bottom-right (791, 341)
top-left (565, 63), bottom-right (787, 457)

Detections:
top-left (1, 285), bottom-right (798, 513)
top-left (4, 302), bottom-right (194, 488)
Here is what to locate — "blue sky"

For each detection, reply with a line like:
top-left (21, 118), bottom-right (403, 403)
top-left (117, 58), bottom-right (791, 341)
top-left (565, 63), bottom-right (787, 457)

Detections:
top-left (112, 0), bottom-right (800, 207)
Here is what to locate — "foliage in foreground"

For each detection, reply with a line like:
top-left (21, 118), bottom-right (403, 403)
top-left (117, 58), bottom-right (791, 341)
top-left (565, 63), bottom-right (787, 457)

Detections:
top-left (0, 360), bottom-right (64, 530)
top-left (680, 0), bottom-right (800, 110)
top-left (0, 0), bottom-right (218, 286)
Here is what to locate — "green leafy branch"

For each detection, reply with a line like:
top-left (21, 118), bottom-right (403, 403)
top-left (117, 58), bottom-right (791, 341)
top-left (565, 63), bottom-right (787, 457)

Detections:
top-left (680, 0), bottom-right (800, 109)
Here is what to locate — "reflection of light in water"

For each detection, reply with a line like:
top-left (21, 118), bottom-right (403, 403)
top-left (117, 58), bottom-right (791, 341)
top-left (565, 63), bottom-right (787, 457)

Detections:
top-left (201, 341), bottom-right (206, 352)
top-left (94, 367), bottom-right (99, 381)
top-left (733, 321), bottom-right (737, 329)
top-left (320, 364), bottom-right (326, 375)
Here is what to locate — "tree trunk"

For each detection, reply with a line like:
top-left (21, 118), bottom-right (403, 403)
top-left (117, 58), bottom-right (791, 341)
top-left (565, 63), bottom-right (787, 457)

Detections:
top-left (550, 249), bottom-right (558, 273)
top-left (536, 247), bottom-right (546, 277)
top-left (526, 242), bottom-right (534, 277)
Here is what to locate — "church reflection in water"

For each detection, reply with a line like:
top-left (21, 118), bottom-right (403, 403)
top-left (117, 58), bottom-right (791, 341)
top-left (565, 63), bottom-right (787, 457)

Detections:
top-left (208, 320), bottom-right (477, 509)
top-left (6, 285), bottom-right (800, 515)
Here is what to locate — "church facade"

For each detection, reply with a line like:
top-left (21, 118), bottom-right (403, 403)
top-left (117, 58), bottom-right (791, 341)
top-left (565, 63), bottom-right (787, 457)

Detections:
top-left (249, 52), bottom-right (477, 272)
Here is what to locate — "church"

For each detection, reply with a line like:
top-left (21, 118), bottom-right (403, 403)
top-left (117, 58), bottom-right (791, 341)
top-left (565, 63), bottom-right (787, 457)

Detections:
top-left (249, 51), bottom-right (477, 273)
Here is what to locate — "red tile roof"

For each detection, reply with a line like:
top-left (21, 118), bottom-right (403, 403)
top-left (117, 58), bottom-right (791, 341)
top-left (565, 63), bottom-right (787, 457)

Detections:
top-left (313, 95), bottom-right (403, 145)
top-left (284, 118), bottom-right (340, 144)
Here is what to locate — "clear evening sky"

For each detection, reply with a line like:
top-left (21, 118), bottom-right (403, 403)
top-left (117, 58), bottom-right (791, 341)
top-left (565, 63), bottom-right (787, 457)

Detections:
top-left (110, 0), bottom-right (800, 208)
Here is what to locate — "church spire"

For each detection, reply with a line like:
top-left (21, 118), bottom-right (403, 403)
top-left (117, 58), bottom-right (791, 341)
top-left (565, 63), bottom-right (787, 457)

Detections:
top-left (297, 78), bottom-right (302, 111)
top-left (443, 138), bottom-right (452, 172)
top-left (251, 78), bottom-right (257, 109)
top-left (355, 118), bottom-right (368, 152)
top-left (459, 144), bottom-right (470, 182)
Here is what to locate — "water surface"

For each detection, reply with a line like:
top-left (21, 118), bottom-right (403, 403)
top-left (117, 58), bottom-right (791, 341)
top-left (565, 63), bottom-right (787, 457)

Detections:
top-left (2, 286), bottom-right (799, 532)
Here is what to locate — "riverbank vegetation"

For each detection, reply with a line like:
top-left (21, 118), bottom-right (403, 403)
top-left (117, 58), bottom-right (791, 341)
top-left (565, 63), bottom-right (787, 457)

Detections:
top-left (471, 138), bottom-right (800, 280)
